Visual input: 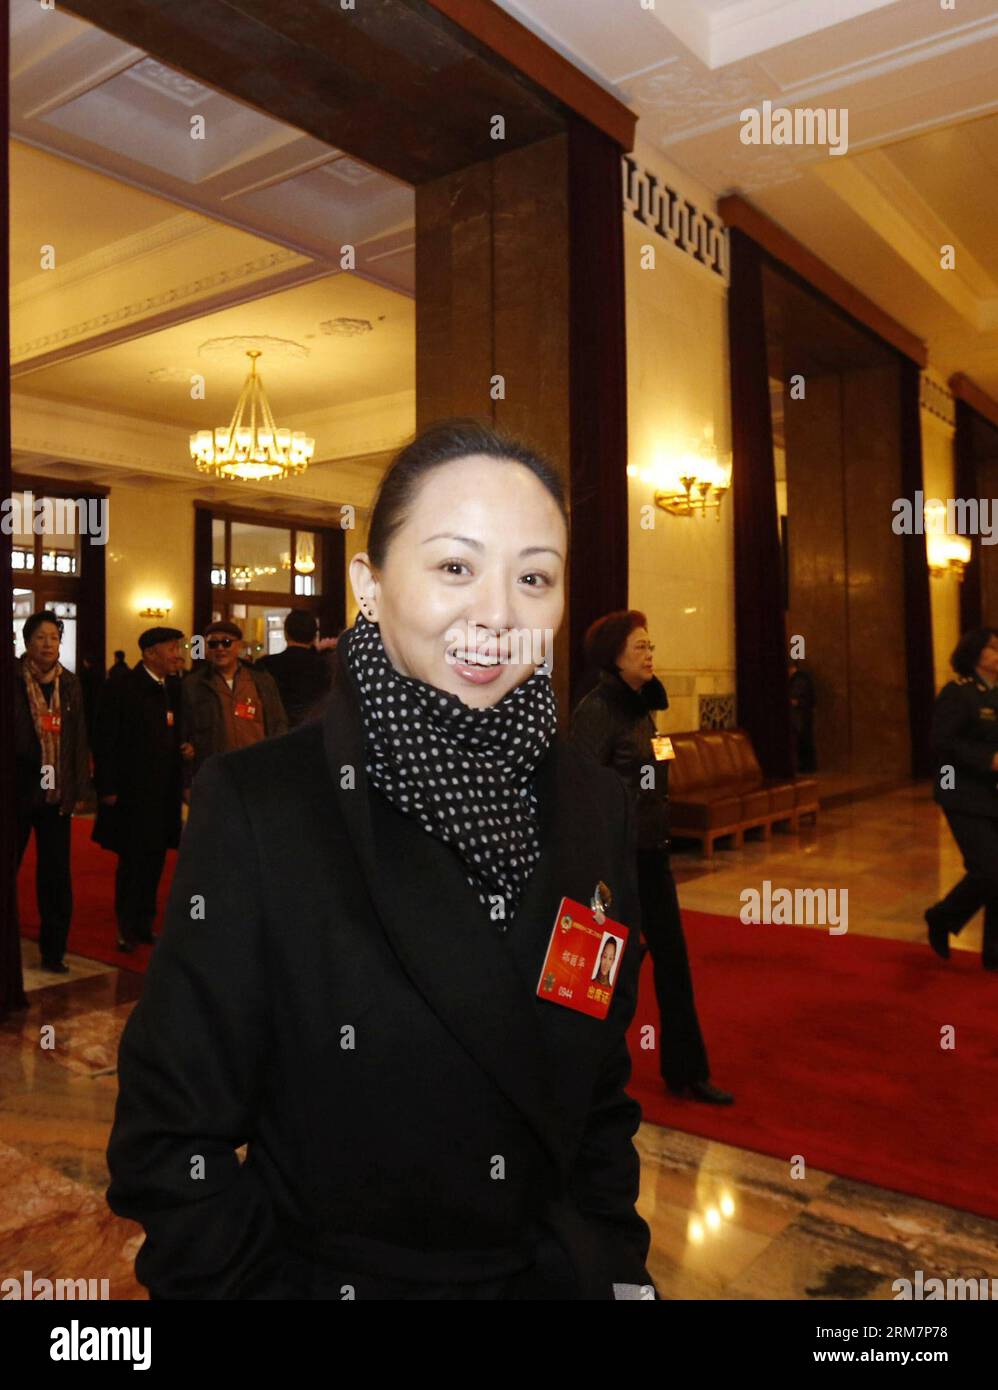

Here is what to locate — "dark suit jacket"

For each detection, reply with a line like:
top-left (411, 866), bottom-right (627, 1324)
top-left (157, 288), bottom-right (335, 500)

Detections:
top-left (571, 672), bottom-right (670, 851)
top-left (932, 675), bottom-right (998, 818)
top-left (255, 645), bottom-right (331, 728)
top-left (106, 631), bottom-right (653, 1300)
top-left (91, 663), bottom-right (183, 854)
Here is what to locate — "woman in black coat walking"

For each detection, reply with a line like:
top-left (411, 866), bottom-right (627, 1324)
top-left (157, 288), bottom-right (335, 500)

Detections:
top-left (570, 611), bottom-right (732, 1106)
top-left (106, 420), bottom-right (656, 1300)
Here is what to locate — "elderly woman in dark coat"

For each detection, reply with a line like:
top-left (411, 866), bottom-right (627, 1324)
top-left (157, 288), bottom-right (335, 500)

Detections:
top-left (570, 610), bottom-right (732, 1106)
top-left (106, 421), bottom-right (657, 1300)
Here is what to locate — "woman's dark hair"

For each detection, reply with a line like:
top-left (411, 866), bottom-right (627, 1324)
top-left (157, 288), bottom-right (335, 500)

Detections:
top-left (23, 610), bottom-right (63, 645)
top-left (366, 418), bottom-right (567, 569)
top-left (583, 610), bottom-right (648, 674)
top-left (950, 627), bottom-right (998, 678)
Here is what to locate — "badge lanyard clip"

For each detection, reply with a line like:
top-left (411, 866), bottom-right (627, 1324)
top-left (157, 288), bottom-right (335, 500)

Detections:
top-left (590, 879), bottom-right (612, 927)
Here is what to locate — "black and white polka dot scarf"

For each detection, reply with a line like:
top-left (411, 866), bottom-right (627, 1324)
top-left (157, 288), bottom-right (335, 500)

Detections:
top-left (345, 614), bottom-right (558, 925)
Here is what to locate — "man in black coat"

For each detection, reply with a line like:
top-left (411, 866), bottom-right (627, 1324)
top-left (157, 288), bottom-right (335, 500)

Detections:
top-left (92, 628), bottom-right (186, 952)
top-left (926, 626), bottom-right (998, 969)
top-left (255, 609), bottom-right (331, 728)
top-left (105, 633), bottom-right (655, 1300)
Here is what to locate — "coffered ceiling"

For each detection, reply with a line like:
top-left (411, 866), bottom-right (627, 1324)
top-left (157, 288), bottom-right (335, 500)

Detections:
top-left (8, 0), bottom-right (416, 516)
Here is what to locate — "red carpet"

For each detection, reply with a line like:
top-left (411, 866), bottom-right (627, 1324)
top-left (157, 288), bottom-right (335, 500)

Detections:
top-left (18, 824), bottom-right (998, 1220)
top-left (18, 817), bottom-right (174, 974)
top-left (627, 909), bottom-right (998, 1222)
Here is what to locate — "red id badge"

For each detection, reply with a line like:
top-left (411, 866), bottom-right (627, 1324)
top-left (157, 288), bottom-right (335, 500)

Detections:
top-left (536, 896), bottom-right (629, 1020)
top-left (234, 700), bottom-right (257, 720)
top-left (165, 709), bottom-right (175, 727)
top-left (40, 712), bottom-right (62, 734)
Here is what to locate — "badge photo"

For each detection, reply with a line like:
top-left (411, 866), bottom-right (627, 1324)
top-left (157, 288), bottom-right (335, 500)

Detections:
top-left (537, 895), bottom-right (629, 1021)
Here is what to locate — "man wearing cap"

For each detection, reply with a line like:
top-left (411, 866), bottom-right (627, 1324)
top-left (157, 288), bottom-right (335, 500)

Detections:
top-left (181, 621), bottom-right (287, 785)
top-left (92, 628), bottom-right (187, 952)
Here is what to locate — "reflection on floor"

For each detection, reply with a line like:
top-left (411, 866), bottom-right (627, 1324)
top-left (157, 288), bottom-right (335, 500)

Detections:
top-left (3, 782), bottom-right (995, 1298)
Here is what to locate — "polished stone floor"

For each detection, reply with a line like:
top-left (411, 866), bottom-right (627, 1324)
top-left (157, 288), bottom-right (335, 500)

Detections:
top-left (3, 781), bottom-right (995, 1299)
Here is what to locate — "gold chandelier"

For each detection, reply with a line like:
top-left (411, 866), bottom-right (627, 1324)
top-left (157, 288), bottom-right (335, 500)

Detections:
top-left (190, 350), bottom-right (315, 482)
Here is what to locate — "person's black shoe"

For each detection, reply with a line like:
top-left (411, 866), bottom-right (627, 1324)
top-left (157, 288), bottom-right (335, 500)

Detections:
top-left (667, 1080), bottom-right (735, 1105)
top-left (40, 960), bottom-right (70, 974)
top-left (925, 909), bottom-right (950, 960)
top-left (116, 936), bottom-right (135, 954)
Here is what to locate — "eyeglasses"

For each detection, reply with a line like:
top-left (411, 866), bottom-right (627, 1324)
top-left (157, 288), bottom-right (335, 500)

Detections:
top-left (633, 643), bottom-right (655, 654)
top-left (207, 637), bottom-right (235, 649)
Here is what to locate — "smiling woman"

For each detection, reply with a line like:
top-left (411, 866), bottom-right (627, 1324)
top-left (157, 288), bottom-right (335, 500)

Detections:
top-left (350, 419), bottom-right (568, 707)
top-left (105, 417), bottom-right (657, 1301)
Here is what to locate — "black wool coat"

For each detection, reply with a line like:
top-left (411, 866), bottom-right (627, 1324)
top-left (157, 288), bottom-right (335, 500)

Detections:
top-left (91, 663), bottom-right (183, 854)
top-left (106, 632), bottom-right (654, 1300)
top-left (932, 674), bottom-right (998, 818)
top-left (570, 672), bottom-right (671, 852)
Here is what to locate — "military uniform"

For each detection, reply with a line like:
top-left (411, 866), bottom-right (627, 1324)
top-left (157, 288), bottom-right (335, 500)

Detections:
top-left (928, 672), bottom-right (998, 967)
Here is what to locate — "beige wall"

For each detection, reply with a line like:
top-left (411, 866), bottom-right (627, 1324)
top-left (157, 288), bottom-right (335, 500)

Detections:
top-left (105, 483), bottom-right (194, 667)
top-left (921, 405), bottom-right (960, 692)
top-left (624, 140), bottom-right (734, 734)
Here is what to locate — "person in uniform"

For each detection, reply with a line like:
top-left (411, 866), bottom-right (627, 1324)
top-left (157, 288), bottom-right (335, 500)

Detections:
top-left (106, 420), bottom-right (656, 1300)
top-left (925, 626), bottom-right (998, 970)
top-left (570, 611), bottom-right (733, 1105)
top-left (14, 611), bottom-right (92, 973)
top-left (181, 620), bottom-right (287, 784)
top-left (92, 628), bottom-right (186, 952)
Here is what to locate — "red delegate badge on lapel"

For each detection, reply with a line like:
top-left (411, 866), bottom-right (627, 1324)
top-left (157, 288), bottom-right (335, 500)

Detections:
top-left (536, 896), bottom-right (629, 1021)
top-left (234, 699), bottom-right (257, 720)
top-left (40, 712), bottom-right (62, 734)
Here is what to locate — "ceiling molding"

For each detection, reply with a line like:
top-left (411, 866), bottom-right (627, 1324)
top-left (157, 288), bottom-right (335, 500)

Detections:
top-left (949, 372), bottom-right (998, 431)
top-left (12, 212), bottom-right (210, 305)
top-left (651, 0), bottom-right (904, 71)
top-left (814, 152), bottom-right (998, 330)
top-left (11, 255), bottom-right (327, 372)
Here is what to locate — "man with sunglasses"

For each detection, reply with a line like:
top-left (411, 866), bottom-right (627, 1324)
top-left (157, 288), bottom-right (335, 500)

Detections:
top-left (181, 620), bottom-right (287, 789)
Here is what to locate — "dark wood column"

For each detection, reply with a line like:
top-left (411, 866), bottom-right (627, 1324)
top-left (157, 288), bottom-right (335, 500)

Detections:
top-left (416, 120), bottom-right (628, 718)
top-left (1, 0), bottom-right (28, 1019)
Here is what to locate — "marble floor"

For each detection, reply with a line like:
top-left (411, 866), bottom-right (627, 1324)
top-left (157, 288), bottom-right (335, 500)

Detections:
top-left (3, 782), bottom-right (996, 1299)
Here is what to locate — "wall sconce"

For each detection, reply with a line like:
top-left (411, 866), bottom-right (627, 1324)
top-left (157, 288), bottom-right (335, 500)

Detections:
top-left (927, 532), bottom-right (972, 581)
top-left (628, 427), bottom-right (732, 519)
top-left (925, 500), bottom-right (972, 580)
top-left (139, 599), bottom-right (173, 619)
